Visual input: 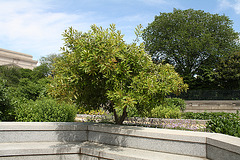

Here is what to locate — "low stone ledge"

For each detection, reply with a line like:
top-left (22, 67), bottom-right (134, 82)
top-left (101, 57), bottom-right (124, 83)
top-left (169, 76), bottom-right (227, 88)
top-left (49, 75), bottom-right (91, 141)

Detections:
top-left (88, 124), bottom-right (209, 143)
top-left (0, 142), bottom-right (207, 160)
top-left (0, 122), bottom-right (88, 131)
top-left (80, 142), bottom-right (207, 160)
top-left (0, 142), bottom-right (83, 157)
top-left (207, 134), bottom-right (240, 155)
top-left (88, 124), bottom-right (208, 157)
top-left (0, 122), bottom-right (88, 143)
top-left (1, 122), bottom-right (240, 160)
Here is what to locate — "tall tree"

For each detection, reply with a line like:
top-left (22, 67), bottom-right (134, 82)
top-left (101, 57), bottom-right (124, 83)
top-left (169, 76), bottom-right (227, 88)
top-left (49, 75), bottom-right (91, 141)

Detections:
top-left (49, 24), bottom-right (188, 124)
top-left (38, 53), bottom-right (61, 77)
top-left (215, 51), bottom-right (240, 89)
top-left (142, 9), bottom-right (240, 87)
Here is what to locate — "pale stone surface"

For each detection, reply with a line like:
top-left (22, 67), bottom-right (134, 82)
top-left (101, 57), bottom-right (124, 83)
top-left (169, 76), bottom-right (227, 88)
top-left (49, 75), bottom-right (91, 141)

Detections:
top-left (1, 122), bottom-right (240, 160)
top-left (0, 142), bottom-right (208, 160)
top-left (207, 133), bottom-right (240, 155)
top-left (88, 123), bottom-right (210, 143)
top-left (0, 155), bottom-right (82, 160)
top-left (0, 122), bottom-right (88, 131)
top-left (0, 142), bottom-right (82, 156)
top-left (185, 100), bottom-right (240, 113)
top-left (0, 48), bottom-right (37, 70)
top-left (81, 142), bottom-right (208, 160)
top-left (88, 131), bottom-right (206, 157)
top-left (207, 145), bottom-right (240, 160)
top-left (0, 131), bottom-right (87, 143)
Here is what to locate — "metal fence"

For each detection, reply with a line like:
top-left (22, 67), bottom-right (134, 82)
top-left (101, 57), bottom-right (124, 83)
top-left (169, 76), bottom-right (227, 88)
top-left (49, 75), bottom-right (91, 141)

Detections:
top-left (171, 90), bottom-right (240, 100)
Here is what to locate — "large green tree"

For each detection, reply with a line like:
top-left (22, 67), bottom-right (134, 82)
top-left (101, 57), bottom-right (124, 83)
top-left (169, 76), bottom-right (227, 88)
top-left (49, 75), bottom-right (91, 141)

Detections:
top-left (38, 53), bottom-right (62, 77)
top-left (142, 9), bottom-right (240, 88)
top-left (49, 24), bottom-right (188, 124)
top-left (215, 51), bottom-right (240, 89)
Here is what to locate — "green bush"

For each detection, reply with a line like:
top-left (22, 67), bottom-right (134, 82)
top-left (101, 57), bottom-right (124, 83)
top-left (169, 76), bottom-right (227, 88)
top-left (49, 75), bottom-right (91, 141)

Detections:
top-left (127, 98), bottom-right (185, 118)
top-left (164, 98), bottom-right (186, 111)
top-left (15, 97), bottom-right (77, 122)
top-left (182, 112), bottom-right (235, 120)
top-left (149, 98), bottom-right (184, 119)
top-left (0, 78), bottom-right (15, 121)
top-left (206, 112), bottom-right (240, 137)
top-left (151, 106), bottom-right (182, 119)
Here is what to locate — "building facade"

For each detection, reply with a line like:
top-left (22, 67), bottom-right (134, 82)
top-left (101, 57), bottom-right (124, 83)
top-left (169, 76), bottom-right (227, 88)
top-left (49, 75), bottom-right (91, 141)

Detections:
top-left (0, 48), bottom-right (38, 70)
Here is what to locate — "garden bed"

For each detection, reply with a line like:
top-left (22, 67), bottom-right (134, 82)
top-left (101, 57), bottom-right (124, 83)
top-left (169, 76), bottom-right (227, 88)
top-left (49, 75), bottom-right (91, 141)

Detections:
top-left (75, 114), bottom-right (208, 132)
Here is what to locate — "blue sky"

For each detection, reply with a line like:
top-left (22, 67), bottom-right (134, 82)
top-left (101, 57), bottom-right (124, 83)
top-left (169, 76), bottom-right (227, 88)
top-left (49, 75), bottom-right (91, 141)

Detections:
top-left (0, 0), bottom-right (239, 62)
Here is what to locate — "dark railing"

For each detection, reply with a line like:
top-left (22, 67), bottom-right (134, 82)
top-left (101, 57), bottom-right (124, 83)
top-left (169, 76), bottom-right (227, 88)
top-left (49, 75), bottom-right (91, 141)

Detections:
top-left (171, 90), bottom-right (240, 100)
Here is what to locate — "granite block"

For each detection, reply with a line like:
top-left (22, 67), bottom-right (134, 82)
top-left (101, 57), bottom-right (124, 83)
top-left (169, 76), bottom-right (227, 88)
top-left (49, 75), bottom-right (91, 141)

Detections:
top-left (207, 145), bottom-right (240, 160)
top-left (0, 131), bottom-right (87, 143)
top-left (88, 131), bottom-right (206, 157)
top-left (0, 122), bottom-right (88, 131)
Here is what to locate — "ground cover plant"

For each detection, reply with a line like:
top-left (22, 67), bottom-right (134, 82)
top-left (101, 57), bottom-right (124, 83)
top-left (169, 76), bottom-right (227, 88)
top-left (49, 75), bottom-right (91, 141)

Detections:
top-left (182, 111), bottom-right (238, 120)
top-left (206, 111), bottom-right (240, 137)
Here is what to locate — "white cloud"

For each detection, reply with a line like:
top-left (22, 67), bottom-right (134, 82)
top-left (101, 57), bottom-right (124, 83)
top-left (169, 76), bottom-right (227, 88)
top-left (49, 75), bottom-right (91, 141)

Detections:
top-left (0, 0), bottom-right (95, 60)
top-left (140, 0), bottom-right (168, 5)
top-left (218, 0), bottom-right (240, 14)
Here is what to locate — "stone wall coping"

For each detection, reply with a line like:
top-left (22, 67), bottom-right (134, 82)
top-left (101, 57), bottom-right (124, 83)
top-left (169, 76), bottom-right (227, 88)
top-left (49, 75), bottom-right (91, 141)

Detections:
top-left (1, 122), bottom-right (240, 159)
top-left (0, 122), bottom-right (88, 131)
top-left (88, 123), bottom-right (212, 143)
top-left (207, 133), bottom-right (240, 155)
top-left (0, 142), bottom-right (207, 160)
top-left (185, 100), bottom-right (240, 103)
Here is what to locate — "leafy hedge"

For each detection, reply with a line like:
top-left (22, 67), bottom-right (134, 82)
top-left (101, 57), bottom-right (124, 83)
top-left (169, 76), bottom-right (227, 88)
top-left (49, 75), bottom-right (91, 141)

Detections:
top-left (150, 98), bottom-right (185, 119)
top-left (206, 112), bottom-right (240, 137)
top-left (0, 78), bottom-right (15, 121)
top-left (182, 112), bottom-right (235, 120)
top-left (151, 107), bottom-right (181, 119)
top-left (164, 98), bottom-right (186, 111)
top-left (15, 97), bottom-right (77, 122)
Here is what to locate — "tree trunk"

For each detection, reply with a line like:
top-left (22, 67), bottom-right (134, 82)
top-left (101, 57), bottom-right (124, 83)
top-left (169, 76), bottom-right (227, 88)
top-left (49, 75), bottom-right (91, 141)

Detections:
top-left (110, 101), bottom-right (127, 125)
top-left (113, 106), bottom-right (127, 125)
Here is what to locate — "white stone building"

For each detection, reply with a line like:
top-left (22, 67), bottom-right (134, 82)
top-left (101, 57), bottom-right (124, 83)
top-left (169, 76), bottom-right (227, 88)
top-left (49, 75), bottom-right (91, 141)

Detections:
top-left (0, 48), bottom-right (38, 70)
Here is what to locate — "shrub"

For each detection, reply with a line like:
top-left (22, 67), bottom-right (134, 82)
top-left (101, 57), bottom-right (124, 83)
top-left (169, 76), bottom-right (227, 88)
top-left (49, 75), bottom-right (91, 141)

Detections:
top-left (15, 97), bottom-right (77, 122)
top-left (206, 112), bottom-right (240, 137)
top-left (164, 98), bottom-right (186, 111)
top-left (0, 78), bottom-right (15, 121)
top-left (77, 106), bottom-right (107, 115)
top-left (151, 106), bottom-right (182, 119)
top-left (127, 98), bottom-right (185, 118)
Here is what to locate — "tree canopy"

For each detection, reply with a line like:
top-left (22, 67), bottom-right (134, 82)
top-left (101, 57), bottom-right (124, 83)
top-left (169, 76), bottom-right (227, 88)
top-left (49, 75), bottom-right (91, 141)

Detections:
top-left (215, 51), bottom-right (240, 89)
top-left (49, 24), bottom-right (188, 124)
top-left (142, 9), bottom-right (240, 87)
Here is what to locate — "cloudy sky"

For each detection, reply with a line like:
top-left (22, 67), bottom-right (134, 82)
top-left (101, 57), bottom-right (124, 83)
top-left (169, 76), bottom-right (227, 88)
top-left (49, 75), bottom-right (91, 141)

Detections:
top-left (0, 0), bottom-right (239, 62)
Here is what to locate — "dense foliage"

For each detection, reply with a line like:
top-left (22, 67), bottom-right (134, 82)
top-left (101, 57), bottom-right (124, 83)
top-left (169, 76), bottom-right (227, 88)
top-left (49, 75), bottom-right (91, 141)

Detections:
top-left (0, 63), bottom-right (57, 121)
top-left (206, 112), bottom-right (240, 137)
top-left (0, 78), bottom-right (15, 121)
top-left (126, 98), bottom-right (185, 118)
top-left (15, 97), bottom-right (77, 122)
top-left (182, 112), bottom-right (237, 120)
top-left (49, 24), bottom-right (188, 124)
top-left (214, 51), bottom-right (240, 89)
top-left (151, 107), bottom-right (181, 119)
top-left (142, 9), bottom-right (240, 89)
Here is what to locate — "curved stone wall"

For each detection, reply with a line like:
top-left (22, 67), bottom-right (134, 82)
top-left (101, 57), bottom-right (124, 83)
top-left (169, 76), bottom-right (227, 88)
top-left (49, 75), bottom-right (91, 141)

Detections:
top-left (0, 122), bottom-right (240, 160)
